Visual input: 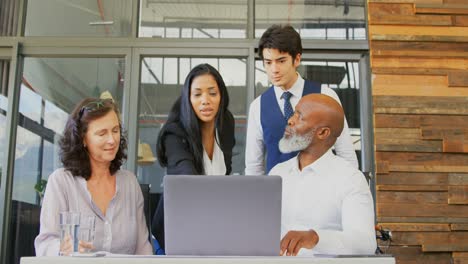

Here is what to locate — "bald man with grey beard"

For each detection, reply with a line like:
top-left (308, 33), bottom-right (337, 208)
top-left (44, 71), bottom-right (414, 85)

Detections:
top-left (270, 94), bottom-right (376, 256)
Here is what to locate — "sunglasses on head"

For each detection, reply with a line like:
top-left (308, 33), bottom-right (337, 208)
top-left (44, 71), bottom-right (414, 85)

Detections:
top-left (79, 98), bottom-right (115, 119)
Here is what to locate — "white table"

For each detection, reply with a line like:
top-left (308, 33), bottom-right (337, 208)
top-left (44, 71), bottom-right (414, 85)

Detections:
top-left (22, 256), bottom-right (395, 264)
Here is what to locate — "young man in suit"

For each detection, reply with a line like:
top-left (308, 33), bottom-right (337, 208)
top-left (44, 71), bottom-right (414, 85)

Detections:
top-left (245, 24), bottom-right (358, 175)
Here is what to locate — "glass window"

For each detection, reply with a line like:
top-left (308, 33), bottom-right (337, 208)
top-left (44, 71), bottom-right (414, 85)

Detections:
top-left (138, 57), bottom-right (247, 193)
top-left (24, 0), bottom-right (132, 37)
top-left (255, 0), bottom-right (366, 40)
top-left (8, 57), bottom-right (125, 264)
top-left (139, 0), bottom-right (248, 38)
top-left (255, 59), bottom-right (361, 153)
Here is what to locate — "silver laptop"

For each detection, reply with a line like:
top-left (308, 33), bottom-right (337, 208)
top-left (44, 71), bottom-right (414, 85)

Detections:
top-left (164, 175), bottom-right (282, 256)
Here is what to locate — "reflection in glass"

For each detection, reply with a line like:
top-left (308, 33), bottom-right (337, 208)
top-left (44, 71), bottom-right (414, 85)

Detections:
top-left (8, 57), bottom-right (125, 264)
top-left (19, 86), bottom-right (42, 123)
top-left (13, 126), bottom-right (41, 204)
top-left (0, 60), bottom-right (10, 178)
top-left (255, 0), bottom-right (366, 40)
top-left (0, 0), bottom-right (20, 36)
top-left (44, 101), bottom-right (68, 136)
top-left (139, 0), bottom-right (247, 38)
top-left (255, 59), bottom-right (361, 149)
top-left (25, 0), bottom-right (132, 37)
top-left (138, 57), bottom-right (247, 192)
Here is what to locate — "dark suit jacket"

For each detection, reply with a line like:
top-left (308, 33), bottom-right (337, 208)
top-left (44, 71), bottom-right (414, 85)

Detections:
top-left (151, 111), bottom-right (235, 251)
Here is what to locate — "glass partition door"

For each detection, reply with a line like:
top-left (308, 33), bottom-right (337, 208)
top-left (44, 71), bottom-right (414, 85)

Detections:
top-left (137, 56), bottom-right (248, 193)
top-left (7, 53), bottom-right (129, 264)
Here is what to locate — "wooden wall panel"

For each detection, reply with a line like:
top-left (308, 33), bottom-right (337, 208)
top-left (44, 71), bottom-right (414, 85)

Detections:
top-left (449, 173), bottom-right (468, 184)
top-left (443, 139), bottom-right (468, 153)
top-left (380, 223), bottom-right (450, 231)
top-left (371, 41), bottom-right (468, 54)
top-left (378, 216), bottom-right (468, 223)
top-left (415, 4), bottom-right (468, 15)
top-left (448, 186), bottom-right (468, 204)
top-left (377, 191), bottom-right (447, 203)
top-left (368, 3), bottom-right (415, 15)
top-left (375, 114), bottom-right (468, 128)
top-left (422, 128), bottom-right (468, 139)
top-left (455, 16), bottom-right (468, 26)
top-left (377, 185), bottom-right (447, 191)
top-left (370, 25), bottom-right (468, 36)
top-left (390, 231), bottom-right (468, 248)
top-left (451, 224), bottom-right (468, 230)
top-left (372, 58), bottom-right (467, 70)
top-left (378, 203), bottom-right (468, 217)
top-left (368, 0), bottom-right (468, 263)
top-left (372, 34), bottom-right (468, 42)
top-left (369, 0), bottom-right (444, 4)
top-left (376, 172), bottom-right (448, 185)
top-left (386, 246), bottom-right (452, 264)
top-left (374, 96), bottom-right (468, 115)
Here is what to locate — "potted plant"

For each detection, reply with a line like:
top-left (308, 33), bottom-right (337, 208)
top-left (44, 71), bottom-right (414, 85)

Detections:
top-left (34, 179), bottom-right (47, 205)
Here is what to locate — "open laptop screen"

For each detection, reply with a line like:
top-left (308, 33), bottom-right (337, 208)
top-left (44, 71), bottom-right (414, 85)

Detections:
top-left (164, 175), bottom-right (282, 256)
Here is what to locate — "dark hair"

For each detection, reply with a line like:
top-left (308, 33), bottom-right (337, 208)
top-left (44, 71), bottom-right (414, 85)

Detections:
top-left (156, 64), bottom-right (230, 174)
top-left (59, 98), bottom-right (127, 180)
top-left (258, 24), bottom-right (302, 61)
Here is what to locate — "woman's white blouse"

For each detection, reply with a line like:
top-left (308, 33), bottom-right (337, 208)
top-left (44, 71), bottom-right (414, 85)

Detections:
top-left (203, 133), bottom-right (226, 175)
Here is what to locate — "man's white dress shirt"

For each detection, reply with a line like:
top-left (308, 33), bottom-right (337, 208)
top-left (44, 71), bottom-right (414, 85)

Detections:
top-left (245, 74), bottom-right (358, 175)
top-left (269, 150), bottom-right (376, 255)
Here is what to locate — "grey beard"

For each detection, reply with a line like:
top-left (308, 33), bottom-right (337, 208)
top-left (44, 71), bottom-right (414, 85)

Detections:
top-left (278, 133), bottom-right (313, 154)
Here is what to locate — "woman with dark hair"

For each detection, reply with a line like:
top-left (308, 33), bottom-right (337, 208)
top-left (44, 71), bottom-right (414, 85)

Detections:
top-left (35, 98), bottom-right (153, 256)
top-left (152, 63), bottom-right (235, 252)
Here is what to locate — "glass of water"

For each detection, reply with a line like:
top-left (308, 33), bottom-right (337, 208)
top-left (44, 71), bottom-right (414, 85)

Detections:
top-left (59, 211), bottom-right (80, 256)
top-left (78, 215), bottom-right (96, 252)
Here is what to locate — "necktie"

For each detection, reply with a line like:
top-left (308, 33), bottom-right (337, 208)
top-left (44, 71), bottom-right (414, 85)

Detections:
top-left (282, 91), bottom-right (293, 121)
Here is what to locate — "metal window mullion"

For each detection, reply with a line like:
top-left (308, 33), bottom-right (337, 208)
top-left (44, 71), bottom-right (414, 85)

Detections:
top-left (302, 40), bottom-right (368, 51)
top-left (125, 48), bottom-right (142, 174)
top-left (358, 53), bottom-right (376, 223)
top-left (119, 48), bottom-right (133, 172)
top-left (300, 52), bottom-right (362, 62)
top-left (0, 42), bottom-right (22, 264)
top-left (21, 46), bottom-right (132, 57)
top-left (364, 0), bottom-right (370, 44)
top-left (358, 53), bottom-right (374, 176)
top-left (0, 48), bottom-right (12, 59)
top-left (131, 0), bottom-right (139, 38)
top-left (246, 46), bottom-right (255, 111)
top-left (16, 0), bottom-right (27, 37)
top-left (247, 0), bottom-right (254, 40)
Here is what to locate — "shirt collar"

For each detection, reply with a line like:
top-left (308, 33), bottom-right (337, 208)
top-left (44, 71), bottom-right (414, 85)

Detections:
top-left (274, 73), bottom-right (304, 99)
top-left (300, 149), bottom-right (335, 175)
top-left (78, 171), bottom-right (121, 197)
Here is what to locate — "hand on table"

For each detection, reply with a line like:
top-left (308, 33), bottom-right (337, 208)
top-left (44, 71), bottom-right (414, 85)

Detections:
top-left (60, 235), bottom-right (94, 255)
top-left (280, 230), bottom-right (319, 256)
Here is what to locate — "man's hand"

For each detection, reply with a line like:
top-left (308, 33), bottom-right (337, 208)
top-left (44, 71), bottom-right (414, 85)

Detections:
top-left (280, 230), bottom-right (319, 256)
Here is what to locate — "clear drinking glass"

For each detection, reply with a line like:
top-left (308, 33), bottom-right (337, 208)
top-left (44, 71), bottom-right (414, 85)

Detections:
top-left (59, 211), bottom-right (80, 256)
top-left (78, 215), bottom-right (96, 252)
